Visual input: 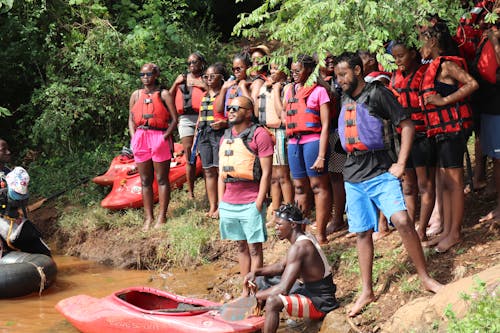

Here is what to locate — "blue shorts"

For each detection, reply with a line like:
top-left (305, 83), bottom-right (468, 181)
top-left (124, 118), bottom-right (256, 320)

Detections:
top-left (481, 113), bottom-right (500, 159)
top-left (345, 172), bottom-right (406, 233)
top-left (288, 140), bottom-right (328, 179)
top-left (219, 201), bottom-right (267, 243)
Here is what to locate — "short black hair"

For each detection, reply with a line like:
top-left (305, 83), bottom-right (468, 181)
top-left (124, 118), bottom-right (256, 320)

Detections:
top-left (275, 203), bottom-right (310, 225)
top-left (334, 52), bottom-right (364, 75)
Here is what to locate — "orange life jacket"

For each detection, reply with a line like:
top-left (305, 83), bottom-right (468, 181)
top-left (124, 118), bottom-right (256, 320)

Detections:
top-left (285, 84), bottom-right (322, 138)
top-left (131, 89), bottom-right (169, 130)
top-left (390, 64), bottom-right (428, 133)
top-left (419, 56), bottom-right (473, 137)
top-left (219, 124), bottom-right (262, 183)
top-left (175, 84), bottom-right (204, 115)
top-left (257, 85), bottom-right (282, 128)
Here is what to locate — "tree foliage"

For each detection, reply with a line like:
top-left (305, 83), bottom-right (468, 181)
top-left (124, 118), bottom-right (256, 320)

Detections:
top-left (233, 0), bottom-right (467, 67)
top-left (0, 0), bottom-right (230, 158)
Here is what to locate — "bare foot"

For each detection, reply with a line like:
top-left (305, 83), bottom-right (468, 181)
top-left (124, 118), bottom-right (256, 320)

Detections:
top-left (421, 276), bottom-right (444, 293)
top-left (153, 222), bottom-right (165, 229)
top-left (479, 207), bottom-right (500, 223)
top-left (348, 292), bottom-right (376, 317)
top-left (421, 234), bottom-right (443, 248)
top-left (435, 235), bottom-right (461, 253)
top-left (317, 235), bottom-right (329, 245)
top-left (426, 222), bottom-right (443, 238)
top-left (142, 220), bottom-right (152, 231)
top-left (326, 221), bottom-right (347, 235)
top-left (372, 230), bottom-right (391, 241)
top-left (416, 225), bottom-right (428, 242)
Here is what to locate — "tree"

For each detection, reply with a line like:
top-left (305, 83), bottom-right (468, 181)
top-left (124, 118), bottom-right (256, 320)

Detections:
top-left (233, 0), bottom-right (477, 68)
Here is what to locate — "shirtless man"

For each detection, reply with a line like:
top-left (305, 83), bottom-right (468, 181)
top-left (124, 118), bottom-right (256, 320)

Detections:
top-left (244, 203), bottom-right (339, 333)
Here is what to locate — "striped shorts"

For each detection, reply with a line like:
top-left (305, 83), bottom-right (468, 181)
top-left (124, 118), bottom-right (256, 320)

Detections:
top-left (278, 294), bottom-right (325, 319)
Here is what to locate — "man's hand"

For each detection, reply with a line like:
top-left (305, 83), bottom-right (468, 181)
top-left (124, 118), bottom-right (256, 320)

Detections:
top-left (210, 120), bottom-right (227, 131)
top-left (243, 272), bottom-right (257, 295)
top-left (388, 163), bottom-right (405, 179)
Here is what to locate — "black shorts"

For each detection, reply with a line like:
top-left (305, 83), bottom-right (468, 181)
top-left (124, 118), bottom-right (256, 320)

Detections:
top-left (408, 134), bottom-right (437, 169)
top-left (197, 128), bottom-right (224, 169)
top-left (435, 133), bottom-right (467, 168)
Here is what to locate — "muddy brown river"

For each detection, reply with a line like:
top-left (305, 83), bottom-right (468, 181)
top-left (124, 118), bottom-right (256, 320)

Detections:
top-left (0, 255), bottom-right (236, 333)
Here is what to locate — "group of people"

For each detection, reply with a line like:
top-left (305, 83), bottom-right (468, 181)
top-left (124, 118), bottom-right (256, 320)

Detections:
top-left (126, 5), bottom-right (499, 331)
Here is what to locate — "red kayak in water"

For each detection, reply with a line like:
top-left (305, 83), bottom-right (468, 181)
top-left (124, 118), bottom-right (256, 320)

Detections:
top-left (55, 286), bottom-right (264, 333)
top-left (98, 143), bottom-right (202, 210)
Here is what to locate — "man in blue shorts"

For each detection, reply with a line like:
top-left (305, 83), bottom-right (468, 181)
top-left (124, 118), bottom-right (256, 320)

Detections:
top-left (333, 52), bottom-right (443, 317)
top-left (218, 96), bottom-right (274, 296)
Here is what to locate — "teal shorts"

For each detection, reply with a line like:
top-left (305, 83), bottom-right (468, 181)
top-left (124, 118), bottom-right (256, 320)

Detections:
top-left (345, 172), bottom-right (406, 233)
top-left (219, 201), bottom-right (267, 243)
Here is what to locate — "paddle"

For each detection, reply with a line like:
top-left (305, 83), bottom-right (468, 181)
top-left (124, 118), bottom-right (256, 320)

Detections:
top-left (156, 296), bottom-right (258, 322)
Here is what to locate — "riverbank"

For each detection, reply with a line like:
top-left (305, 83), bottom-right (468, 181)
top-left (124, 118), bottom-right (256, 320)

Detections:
top-left (31, 174), bottom-right (499, 332)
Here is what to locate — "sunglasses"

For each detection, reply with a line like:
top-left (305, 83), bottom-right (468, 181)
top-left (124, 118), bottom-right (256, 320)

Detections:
top-left (232, 66), bottom-right (243, 72)
top-left (139, 72), bottom-right (154, 77)
top-left (187, 60), bottom-right (199, 65)
top-left (226, 105), bottom-right (250, 113)
top-left (202, 74), bottom-right (221, 80)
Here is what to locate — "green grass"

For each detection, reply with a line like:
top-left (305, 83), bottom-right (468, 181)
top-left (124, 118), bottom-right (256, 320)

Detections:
top-left (444, 278), bottom-right (500, 333)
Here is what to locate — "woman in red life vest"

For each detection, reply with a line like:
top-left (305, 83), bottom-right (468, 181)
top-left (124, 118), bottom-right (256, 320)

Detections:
top-left (170, 52), bottom-right (207, 199)
top-left (215, 52), bottom-right (253, 118)
top-left (256, 61), bottom-right (294, 225)
top-left (284, 55), bottom-right (332, 244)
top-left (419, 22), bottom-right (479, 252)
top-left (194, 62), bottom-right (229, 219)
top-left (390, 41), bottom-right (435, 242)
top-left (129, 63), bottom-right (178, 230)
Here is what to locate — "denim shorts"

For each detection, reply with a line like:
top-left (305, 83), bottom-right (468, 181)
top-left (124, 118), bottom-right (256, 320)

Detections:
top-left (345, 172), bottom-right (406, 233)
top-left (288, 140), bottom-right (328, 179)
top-left (219, 201), bottom-right (267, 243)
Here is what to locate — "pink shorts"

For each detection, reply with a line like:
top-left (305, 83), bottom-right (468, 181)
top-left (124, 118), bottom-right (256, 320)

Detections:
top-left (131, 128), bottom-right (172, 163)
top-left (278, 294), bottom-right (325, 319)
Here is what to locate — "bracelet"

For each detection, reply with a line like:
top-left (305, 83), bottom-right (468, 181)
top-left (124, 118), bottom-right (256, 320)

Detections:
top-left (317, 157), bottom-right (326, 161)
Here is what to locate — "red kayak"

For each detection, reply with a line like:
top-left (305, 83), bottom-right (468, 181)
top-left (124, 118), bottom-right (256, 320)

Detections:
top-left (92, 149), bottom-right (136, 186)
top-left (55, 286), bottom-right (264, 333)
top-left (99, 143), bottom-right (202, 210)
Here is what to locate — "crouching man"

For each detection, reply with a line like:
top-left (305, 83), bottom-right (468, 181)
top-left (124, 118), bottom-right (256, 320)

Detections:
top-left (243, 203), bottom-right (339, 333)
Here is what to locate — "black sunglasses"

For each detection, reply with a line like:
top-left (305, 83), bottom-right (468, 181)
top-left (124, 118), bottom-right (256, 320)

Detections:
top-left (187, 60), bottom-right (200, 65)
top-left (202, 74), bottom-right (221, 80)
top-left (139, 72), bottom-right (154, 77)
top-left (227, 105), bottom-right (250, 113)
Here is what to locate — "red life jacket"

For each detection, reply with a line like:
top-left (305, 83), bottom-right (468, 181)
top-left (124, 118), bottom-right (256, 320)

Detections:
top-left (131, 89), bottom-right (169, 130)
top-left (284, 84), bottom-right (322, 137)
top-left (390, 64), bottom-right (428, 133)
top-left (419, 56), bottom-right (473, 137)
top-left (175, 85), bottom-right (204, 115)
top-left (474, 34), bottom-right (499, 84)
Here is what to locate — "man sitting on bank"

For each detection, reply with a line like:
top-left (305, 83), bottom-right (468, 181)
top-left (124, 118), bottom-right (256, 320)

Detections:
top-left (243, 203), bottom-right (339, 333)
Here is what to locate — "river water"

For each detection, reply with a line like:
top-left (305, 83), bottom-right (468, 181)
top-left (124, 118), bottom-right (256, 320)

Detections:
top-left (0, 255), bottom-right (235, 333)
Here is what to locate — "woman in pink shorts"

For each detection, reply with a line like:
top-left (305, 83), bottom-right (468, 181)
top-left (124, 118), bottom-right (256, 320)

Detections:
top-left (128, 63), bottom-right (178, 230)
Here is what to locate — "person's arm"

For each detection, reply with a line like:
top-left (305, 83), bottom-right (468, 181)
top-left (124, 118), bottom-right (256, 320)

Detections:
top-left (218, 169), bottom-right (226, 208)
top-left (128, 90), bottom-right (140, 137)
top-left (389, 118), bottom-right (414, 179)
top-left (255, 154), bottom-right (272, 212)
top-left (487, 29), bottom-right (500, 65)
top-left (238, 79), bottom-right (252, 99)
top-left (215, 80), bottom-right (237, 115)
top-left (161, 89), bottom-right (178, 140)
top-left (251, 79), bottom-right (265, 117)
top-left (243, 258), bottom-right (287, 287)
top-left (272, 82), bottom-right (284, 123)
top-left (254, 246), bottom-right (303, 301)
top-left (310, 101), bottom-right (330, 172)
top-left (424, 61), bottom-right (479, 107)
top-left (169, 74), bottom-right (186, 98)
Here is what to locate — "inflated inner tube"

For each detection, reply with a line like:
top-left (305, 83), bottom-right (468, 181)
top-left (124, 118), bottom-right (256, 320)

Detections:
top-left (0, 251), bottom-right (57, 298)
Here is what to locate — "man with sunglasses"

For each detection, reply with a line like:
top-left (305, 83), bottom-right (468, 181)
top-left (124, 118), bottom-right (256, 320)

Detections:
top-left (243, 203), bottom-right (339, 333)
top-left (218, 96), bottom-right (274, 296)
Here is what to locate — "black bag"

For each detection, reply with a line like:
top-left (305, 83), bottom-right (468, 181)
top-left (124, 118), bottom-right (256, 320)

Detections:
top-left (0, 217), bottom-right (51, 257)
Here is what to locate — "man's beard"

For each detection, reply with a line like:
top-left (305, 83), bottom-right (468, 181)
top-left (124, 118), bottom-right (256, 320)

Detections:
top-left (344, 76), bottom-right (358, 96)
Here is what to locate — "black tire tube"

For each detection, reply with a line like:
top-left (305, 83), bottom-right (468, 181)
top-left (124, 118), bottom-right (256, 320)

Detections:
top-left (0, 252), bottom-right (57, 298)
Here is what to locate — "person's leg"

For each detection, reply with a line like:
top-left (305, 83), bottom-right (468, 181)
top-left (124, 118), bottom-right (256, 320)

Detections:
top-left (402, 169), bottom-right (418, 224)
top-left (327, 172), bottom-right (346, 234)
top-left (373, 212), bottom-right (391, 241)
top-left (435, 167), bottom-right (464, 252)
top-left (349, 230), bottom-right (376, 317)
top-left (181, 134), bottom-right (195, 198)
top-left (292, 178), bottom-right (312, 217)
top-left (391, 211), bottom-right (443, 291)
top-left (268, 166), bottom-right (282, 225)
top-left (136, 160), bottom-right (155, 231)
top-left (276, 165), bottom-right (294, 204)
top-left (204, 167), bottom-right (219, 218)
top-left (248, 242), bottom-right (263, 273)
top-left (263, 295), bottom-right (284, 333)
top-left (309, 174), bottom-right (332, 244)
top-left (415, 166), bottom-right (436, 242)
top-left (479, 158), bottom-right (500, 222)
top-left (153, 160), bottom-right (171, 228)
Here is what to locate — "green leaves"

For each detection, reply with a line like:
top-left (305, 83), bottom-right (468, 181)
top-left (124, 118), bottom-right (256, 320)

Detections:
top-left (0, 0), bottom-right (14, 13)
top-left (233, 0), bottom-right (465, 68)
